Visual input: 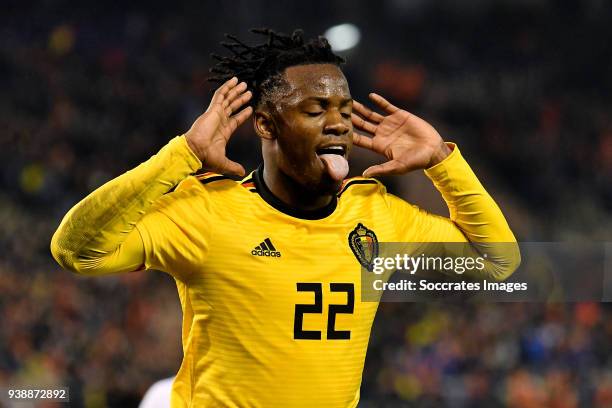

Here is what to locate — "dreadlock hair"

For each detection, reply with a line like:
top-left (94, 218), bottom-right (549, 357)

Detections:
top-left (209, 28), bottom-right (345, 108)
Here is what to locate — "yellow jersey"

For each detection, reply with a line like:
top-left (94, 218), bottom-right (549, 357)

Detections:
top-left (51, 136), bottom-right (519, 407)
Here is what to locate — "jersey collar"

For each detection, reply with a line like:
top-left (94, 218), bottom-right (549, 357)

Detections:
top-left (253, 164), bottom-right (338, 220)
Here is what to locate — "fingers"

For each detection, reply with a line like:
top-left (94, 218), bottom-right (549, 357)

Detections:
top-left (212, 79), bottom-right (252, 117)
top-left (211, 77), bottom-right (239, 106)
top-left (223, 81), bottom-right (248, 109)
top-left (362, 160), bottom-right (406, 178)
top-left (222, 157), bottom-right (246, 177)
top-left (353, 100), bottom-right (384, 123)
top-left (369, 93), bottom-right (399, 114)
top-left (351, 113), bottom-right (377, 135)
top-left (226, 90), bottom-right (252, 116)
top-left (227, 106), bottom-right (253, 134)
top-left (352, 131), bottom-right (374, 151)
top-left (363, 146), bottom-right (432, 177)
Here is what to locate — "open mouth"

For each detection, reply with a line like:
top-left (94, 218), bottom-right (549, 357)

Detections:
top-left (316, 145), bottom-right (347, 157)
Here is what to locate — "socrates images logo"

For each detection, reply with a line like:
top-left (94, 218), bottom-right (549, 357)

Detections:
top-left (251, 238), bottom-right (282, 257)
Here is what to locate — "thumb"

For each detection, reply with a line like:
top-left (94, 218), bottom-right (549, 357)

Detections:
top-left (221, 157), bottom-right (246, 177)
top-left (362, 160), bottom-right (406, 178)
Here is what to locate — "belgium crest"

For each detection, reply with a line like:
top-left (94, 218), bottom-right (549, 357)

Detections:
top-left (348, 223), bottom-right (379, 271)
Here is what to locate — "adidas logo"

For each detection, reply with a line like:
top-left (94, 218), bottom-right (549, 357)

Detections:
top-left (251, 238), bottom-right (281, 257)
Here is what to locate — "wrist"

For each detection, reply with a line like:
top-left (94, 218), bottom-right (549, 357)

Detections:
top-left (184, 133), bottom-right (205, 163)
top-left (427, 140), bottom-right (452, 168)
top-left (182, 134), bottom-right (204, 168)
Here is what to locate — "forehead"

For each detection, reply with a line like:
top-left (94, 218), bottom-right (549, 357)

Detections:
top-left (281, 64), bottom-right (350, 102)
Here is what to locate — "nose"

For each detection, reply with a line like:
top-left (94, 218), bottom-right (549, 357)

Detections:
top-left (323, 110), bottom-right (350, 136)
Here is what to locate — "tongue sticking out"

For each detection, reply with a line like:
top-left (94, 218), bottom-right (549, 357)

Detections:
top-left (319, 154), bottom-right (349, 181)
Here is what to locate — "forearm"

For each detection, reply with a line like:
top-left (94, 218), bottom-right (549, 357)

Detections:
top-left (50, 135), bottom-right (201, 274)
top-left (425, 143), bottom-right (520, 280)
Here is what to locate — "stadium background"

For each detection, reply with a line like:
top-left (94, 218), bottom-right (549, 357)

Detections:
top-left (1, 0), bottom-right (611, 406)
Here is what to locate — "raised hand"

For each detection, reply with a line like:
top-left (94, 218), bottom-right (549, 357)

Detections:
top-left (185, 77), bottom-right (253, 176)
top-left (351, 93), bottom-right (451, 178)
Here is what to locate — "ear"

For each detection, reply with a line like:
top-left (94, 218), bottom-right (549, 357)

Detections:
top-left (254, 110), bottom-right (276, 140)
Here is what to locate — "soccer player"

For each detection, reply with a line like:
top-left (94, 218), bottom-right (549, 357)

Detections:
top-left (51, 29), bottom-right (520, 407)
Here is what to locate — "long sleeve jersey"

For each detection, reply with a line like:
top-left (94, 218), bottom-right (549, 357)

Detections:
top-left (51, 135), bottom-right (520, 407)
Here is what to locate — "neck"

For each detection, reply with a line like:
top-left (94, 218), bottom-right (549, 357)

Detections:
top-left (262, 162), bottom-right (333, 211)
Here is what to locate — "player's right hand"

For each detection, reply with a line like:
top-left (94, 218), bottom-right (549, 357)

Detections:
top-left (185, 77), bottom-right (253, 176)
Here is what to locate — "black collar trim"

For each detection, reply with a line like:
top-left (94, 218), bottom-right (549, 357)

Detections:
top-left (253, 164), bottom-right (338, 220)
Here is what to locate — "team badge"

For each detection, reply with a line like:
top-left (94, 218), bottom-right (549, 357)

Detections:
top-left (348, 223), bottom-right (379, 271)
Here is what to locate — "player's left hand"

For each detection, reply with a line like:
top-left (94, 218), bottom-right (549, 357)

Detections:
top-left (351, 93), bottom-right (451, 177)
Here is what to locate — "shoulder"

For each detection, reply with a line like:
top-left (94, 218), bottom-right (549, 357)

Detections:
top-left (151, 172), bottom-right (243, 215)
top-left (178, 172), bottom-right (237, 191)
top-left (169, 172), bottom-right (250, 198)
top-left (337, 176), bottom-right (385, 198)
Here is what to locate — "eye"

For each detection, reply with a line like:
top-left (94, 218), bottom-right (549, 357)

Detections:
top-left (341, 112), bottom-right (351, 119)
top-left (305, 111), bottom-right (323, 117)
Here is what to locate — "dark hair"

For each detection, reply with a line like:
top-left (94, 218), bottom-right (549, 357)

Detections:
top-left (209, 28), bottom-right (345, 107)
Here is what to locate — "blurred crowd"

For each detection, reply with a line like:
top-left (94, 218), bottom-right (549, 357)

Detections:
top-left (362, 302), bottom-right (612, 407)
top-left (1, 0), bottom-right (610, 407)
